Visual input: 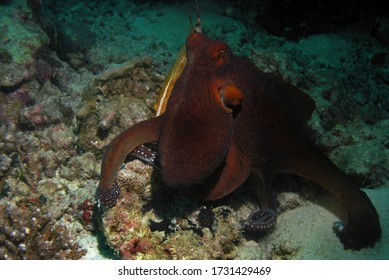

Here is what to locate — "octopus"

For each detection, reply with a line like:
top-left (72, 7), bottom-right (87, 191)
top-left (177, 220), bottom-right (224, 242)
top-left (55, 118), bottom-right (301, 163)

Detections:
top-left (97, 29), bottom-right (381, 250)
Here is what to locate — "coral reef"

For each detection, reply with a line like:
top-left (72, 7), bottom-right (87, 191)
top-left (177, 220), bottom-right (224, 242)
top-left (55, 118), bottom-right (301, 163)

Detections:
top-left (0, 0), bottom-right (387, 260)
top-left (324, 120), bottom-right (389, 188)
top-left (101, 161), bottom-right (166, 260)
top-left (55, 22), bottom-right (96, 68)
top-left (0, 153), bottom-right (12, 177)
top-left (0, 1), bottom-right (49, 88)
top-left (250, 32), bottom-right (388, 127)
top-left (76, 56), bottom-right (162, 153)
top-left (0, 0), bottom-right (98, 259)
top-left (264, 240), bottom-right (300, 260)
top-left (100, 160), bottom-right (243, 260)
top-left (0, 200), bottom-right (86, 259)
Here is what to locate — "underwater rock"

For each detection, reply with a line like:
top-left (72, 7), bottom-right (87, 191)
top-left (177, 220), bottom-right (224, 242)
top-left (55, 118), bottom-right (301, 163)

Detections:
top-left (236, 240), bottom-right (264, 259)
top-left (265, 240), bottom-right (300, 260)
top-left (35, 59), bottom-right (57, 85)
top-left (22, 103), bottom-right (49, 127)
top-left (277, 192), bottom-right (306, 213)
top-left (101, 160), bottom-right (166, 259)
top-left (55, 22), bottom-right (96, 66)
top-left (0, 0), bottom-right (386, 260)
top-left (60, 152), bottom-right (99, 181)
top-left (20, 81), bottom-right (76, 126)
top-left (0, 201), bottom-right (86, 259)
top-left (0, 153), bottom-right (12, 177)
top-left (0, 83), bottom-right (36, 124)
top-left (2, 121), bottom-right (79, 184)
top-left (323, 120), bottom-right (389, 188)
top-left (102, 169), bottom-right (170, 259)
top-left (77, 56), bottom-right (160, 153)
top-left (249, 49), bottom-right (295, 82)
top-left (47, 123), bottom-right (76, 151)
top-left (0, 1), bottom-right (49, 88)
top-left (0, 118), bottom-right (95, 258)
top-left (100, 159), bottom-right (244, 260)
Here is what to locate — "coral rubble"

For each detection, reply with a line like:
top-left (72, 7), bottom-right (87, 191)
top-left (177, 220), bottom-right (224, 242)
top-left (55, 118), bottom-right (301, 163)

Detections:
top-left (0, 0), bottom-right (387, 260)
top-left (0, 201), bottom-right (86, 259)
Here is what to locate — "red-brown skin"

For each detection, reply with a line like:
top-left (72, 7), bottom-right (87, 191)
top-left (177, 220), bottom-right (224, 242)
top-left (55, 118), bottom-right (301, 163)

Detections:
top-left (98, 32), bottom-right (381, 250)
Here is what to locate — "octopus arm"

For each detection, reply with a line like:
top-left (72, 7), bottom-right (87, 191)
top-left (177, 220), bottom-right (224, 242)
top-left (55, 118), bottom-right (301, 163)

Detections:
top-left (280, 133), bottom-right (381, 250)
top-left (205, 141), bottom-right (251, 200)
top-left (98, 115), bottom-right (165, 207)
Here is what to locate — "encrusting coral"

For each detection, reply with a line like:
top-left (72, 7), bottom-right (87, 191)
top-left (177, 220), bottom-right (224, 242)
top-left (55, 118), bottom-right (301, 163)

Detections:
top-left (0, 0), bottom-right (387, 260)
top-left (100, 160), bottom-right (245, 260)
top-left (76, 56), bottom-right (163, 153)
top-left (0, 200), bottom-right (86, 259)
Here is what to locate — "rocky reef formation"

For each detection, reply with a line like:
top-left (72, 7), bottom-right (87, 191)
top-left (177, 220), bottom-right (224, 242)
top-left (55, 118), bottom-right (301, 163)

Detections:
top-left (76, 56), bottom-right (162, 153)
top-left (0, 199), bottom-right (86, 259)
top-left (0, 0), bottom-right (94, 259)
top-left (0, 1), bottom-right (49, 88)
top-left (100, 160), bottom-right (244, 260)
top-left (0, 0), bottom-right (387, 259)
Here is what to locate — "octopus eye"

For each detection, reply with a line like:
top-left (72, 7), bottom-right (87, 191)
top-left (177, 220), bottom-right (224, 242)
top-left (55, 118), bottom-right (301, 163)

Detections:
top-left (218, 49), bottom-right (227, 58)
top-left (207, 40), bottom-right (230, 66)
top-left (215, 48), bottom-right (229, 65)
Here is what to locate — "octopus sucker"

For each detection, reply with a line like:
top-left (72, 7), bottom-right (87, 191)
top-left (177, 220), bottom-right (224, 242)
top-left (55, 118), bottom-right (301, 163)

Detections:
top-left (241, 209), bottom-right (277, 232)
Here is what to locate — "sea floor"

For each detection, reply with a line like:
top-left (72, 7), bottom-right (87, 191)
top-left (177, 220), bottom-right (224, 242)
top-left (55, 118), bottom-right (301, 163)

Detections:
top-left (236, 188), bottom-right (389, 260)
top-left (0, 0), bottom-right (388, 260)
